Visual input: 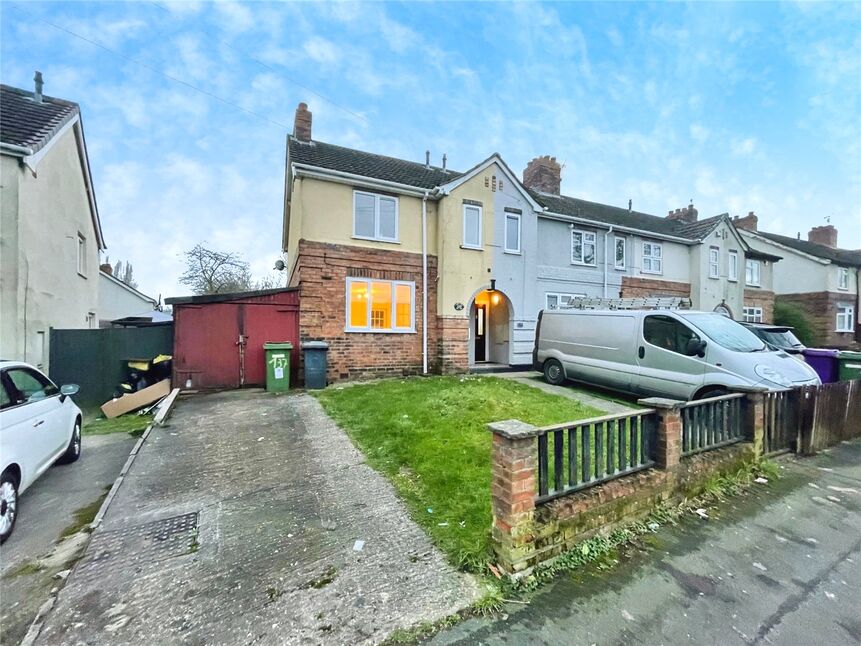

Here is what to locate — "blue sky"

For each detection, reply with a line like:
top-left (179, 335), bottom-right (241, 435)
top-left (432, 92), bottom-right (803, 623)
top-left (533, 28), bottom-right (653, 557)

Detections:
top-left (2, 1), bottom-right (860, 300)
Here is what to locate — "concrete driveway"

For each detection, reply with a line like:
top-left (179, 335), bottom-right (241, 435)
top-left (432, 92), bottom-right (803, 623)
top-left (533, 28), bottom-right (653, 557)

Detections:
top-left (1, 432), bottom-right (135, 645)
top-left (36, 390), bottom-right (475, 645)
top-left (431, 439), bottom-right (861, 645)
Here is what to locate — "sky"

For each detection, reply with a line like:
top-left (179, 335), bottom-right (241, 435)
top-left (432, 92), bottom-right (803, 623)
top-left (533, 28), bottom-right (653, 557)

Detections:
top-left (2, 1), bottom-right (860, 301)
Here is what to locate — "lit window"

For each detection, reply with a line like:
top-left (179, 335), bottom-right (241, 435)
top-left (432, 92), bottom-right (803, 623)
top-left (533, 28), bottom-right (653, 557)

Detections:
top-left (745, 259), bottom-right (761, 286)
top-left (642, 241), bottom-right (663, 274)
top-left (836, 304), bottom-right (855, 332)
top-left (504, 212), bottom-right (521, 253)
top-left (77, 233), bottom-right (87, 276)
top-left (709, 247), bottom-right (720, 279)
top-left (614, 236), bottom-right (626, 270)
top-left (462, 204), bottom-right (482, 249)
top-left (353, 190), bottom-right (398, 242)
top-left (743, 307), bottom-right (763, 323)
top-left (571, 230), bottom-right (596, 266)
top-left (728, 251), bottom-right (738, 282)
top-left (838, 267), bottom-right (849, 290)
top-left (346, 278), bottom-right (414, 333)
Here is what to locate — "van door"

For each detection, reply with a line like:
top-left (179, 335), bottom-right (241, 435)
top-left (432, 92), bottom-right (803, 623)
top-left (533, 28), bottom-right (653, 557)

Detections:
top-left (635, 314), bottom-right (705, 399)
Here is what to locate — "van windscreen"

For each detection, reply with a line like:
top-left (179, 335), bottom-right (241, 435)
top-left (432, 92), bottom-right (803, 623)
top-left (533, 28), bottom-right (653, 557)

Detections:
top-left (684, 314), bottom-right (766, 352)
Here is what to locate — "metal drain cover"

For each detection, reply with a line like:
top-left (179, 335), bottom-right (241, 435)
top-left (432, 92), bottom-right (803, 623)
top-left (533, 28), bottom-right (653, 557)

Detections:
top-left (76, 512), bottom-right (199, 579)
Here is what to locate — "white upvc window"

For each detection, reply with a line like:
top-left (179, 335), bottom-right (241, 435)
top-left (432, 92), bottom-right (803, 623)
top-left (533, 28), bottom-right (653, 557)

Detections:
top-left (353, 190), bottom-right (399, 243)
top-left (728, 251), bottom-right (738, 282)
top-left (504, 212), bottom-right (521, 254)
top-left (708, 247), bottom-right (720, 279)
top-left (462, 204), bottom-right (482, 249)
top-left (743, 306), bottom-right (763, 323)
top-left (642, 241), bottom-right (663, 274)
top-left (745, 259), bottom-right (761, 286)
top-left (837, 267), bottom-right (849, 290)
top-left (77, 232), bottom-right (87, 277)
top-left (346, 278), bottom-right (415, 333)
top-left (836, 303), bottom-right (855, 332)
top-left (614, 236), bottom-right (626, 270)
top-left (545, 292), bottom-right (586, 310)
top-left (571, 229), bottom-right (596, 266)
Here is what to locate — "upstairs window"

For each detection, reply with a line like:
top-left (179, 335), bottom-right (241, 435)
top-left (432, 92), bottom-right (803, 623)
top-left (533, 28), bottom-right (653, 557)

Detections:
top-left (728, 251), bottom-right (738, 282)
top-left (708, 247), bottom-right (720, 279)
top-left (504, 212), bottom-right (521, 253)
top-left (614, 236), bottom-right (626, 270)
top-left (642, 241), bottom-right (663, 274)
top-left (462, 204), bottom-right (482, 249)
top-left (746, 259), bottom-right (761, 286)
top-left (77, 233), bottom-right (87, 276)
top-left (571, 230), bottom-right (596, 266)
top-left (353, 190), bottom-right (398, 242)
top-left (838, 267), bottom-right (849, 290)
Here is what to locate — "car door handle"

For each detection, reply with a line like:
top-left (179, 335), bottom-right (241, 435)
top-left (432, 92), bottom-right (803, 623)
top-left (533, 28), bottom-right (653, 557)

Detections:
top-left (33, 419), bottom-right (45, 428)
top-left (638, 346), bottom-right (645, 359)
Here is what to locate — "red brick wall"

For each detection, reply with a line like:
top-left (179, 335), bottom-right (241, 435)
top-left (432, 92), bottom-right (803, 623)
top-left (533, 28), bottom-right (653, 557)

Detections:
top-left (744, 289), bottom-right (775, 323)
top-left (776, 292), bottom-right (860, 349)
top-left (436, 316), bottom-right (469, 374)
top-left (293, 240), bottom-right (439, 381)
top-left (620, 276), bottom-right (691, 299)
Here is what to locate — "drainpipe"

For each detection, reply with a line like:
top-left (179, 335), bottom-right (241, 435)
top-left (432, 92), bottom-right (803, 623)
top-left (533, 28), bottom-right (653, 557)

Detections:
top-left (604, 226), bottom-right (614, 298)
top-left (856, 267), bottom-right (860, 345)
top-left (422, 191), bottom-right (429, 374)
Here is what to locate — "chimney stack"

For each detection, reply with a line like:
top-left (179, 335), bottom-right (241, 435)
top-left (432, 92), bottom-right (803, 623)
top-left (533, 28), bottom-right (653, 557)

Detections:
top-left (666, 203), bottom-right (698, 224)
top-left (100, 262), bottom-right (113, 275)
top-left (522, 156), bottom-right (562, 195)
top-left (808, 224), bottom-right (838, 248)
top-left (732, 211), bottom-right (758, 232)
top-left (33, 70), bottom-right (43, 103)
top-left (293, 102), bottom-right (312, 142)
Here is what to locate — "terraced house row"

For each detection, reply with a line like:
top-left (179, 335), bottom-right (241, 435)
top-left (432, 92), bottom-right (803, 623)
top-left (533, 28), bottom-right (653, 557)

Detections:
top-left (281, 103), bottom-right (858, 382)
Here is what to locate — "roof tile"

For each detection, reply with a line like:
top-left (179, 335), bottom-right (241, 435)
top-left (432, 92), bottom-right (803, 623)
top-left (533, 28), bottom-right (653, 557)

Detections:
top-left (1, 84), bottom-right (79, 153)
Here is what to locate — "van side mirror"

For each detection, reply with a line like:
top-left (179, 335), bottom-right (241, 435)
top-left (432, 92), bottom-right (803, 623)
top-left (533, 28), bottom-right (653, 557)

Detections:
top-left (685, 338), bottom-right (707, 357)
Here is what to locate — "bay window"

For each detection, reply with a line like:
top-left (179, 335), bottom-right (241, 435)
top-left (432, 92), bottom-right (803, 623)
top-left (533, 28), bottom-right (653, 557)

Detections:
top-left (346, 278), bottom-right (414, 333)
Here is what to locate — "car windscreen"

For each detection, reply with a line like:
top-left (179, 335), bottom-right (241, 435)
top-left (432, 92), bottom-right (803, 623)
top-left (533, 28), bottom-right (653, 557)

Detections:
top-left (684, 314), bottom-right (766, 352)
top-left (757, 329), bottom-right (803, 349)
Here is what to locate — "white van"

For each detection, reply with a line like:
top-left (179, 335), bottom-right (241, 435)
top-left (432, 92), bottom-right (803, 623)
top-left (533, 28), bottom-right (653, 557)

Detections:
top-left (533, 309), bottom-right (820, 400)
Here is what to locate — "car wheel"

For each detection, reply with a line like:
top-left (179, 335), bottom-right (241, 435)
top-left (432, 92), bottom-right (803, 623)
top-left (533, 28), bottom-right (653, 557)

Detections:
top-left (57, 419), bottom-right (82, 465)
top-left (0, 473), bottom-right (18, 545)
top-left (543, 359), bottom-right (566, 386)
top-left (695, 387), bottom-right (729, 400)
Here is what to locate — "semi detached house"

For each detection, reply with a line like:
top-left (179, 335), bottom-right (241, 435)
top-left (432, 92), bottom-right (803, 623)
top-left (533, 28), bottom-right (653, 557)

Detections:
top-left (282, 103), bottom-right (779, 381)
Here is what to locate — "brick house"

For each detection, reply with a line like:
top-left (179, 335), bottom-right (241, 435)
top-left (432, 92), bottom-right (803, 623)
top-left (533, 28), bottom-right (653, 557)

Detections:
top-left (738, 218), bottom-right (860, 349)
top-left (282, 103), bottom-right (775, 382)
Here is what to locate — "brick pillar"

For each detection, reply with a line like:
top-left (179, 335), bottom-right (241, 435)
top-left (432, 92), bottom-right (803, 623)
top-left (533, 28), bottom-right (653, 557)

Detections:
top-left (638, 398), bottom-right (685, 469)
top-left (488, 419), bottom-right (539, 574)
top-left (744, 391), bottom-right (766, 458)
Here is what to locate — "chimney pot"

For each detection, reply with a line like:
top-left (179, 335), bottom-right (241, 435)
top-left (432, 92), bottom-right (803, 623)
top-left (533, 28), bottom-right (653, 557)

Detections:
top-left (807, 224), bottom-right (838, 248)
top-left (425, 150), bottom-right (430, 167)
top-left (33, 70), bottom-right (43, 103)
top-left (442, 153), bottom-right (447, 170)
top-left (522, 156), bottom-right (562, 195)
top-left (732, 211), bottom-right (758, 232)
top-left (293, 102), bottom-right (312, 142)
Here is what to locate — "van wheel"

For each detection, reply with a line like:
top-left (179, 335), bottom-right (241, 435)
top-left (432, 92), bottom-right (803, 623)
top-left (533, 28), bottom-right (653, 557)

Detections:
top-left (543, 359), bottom-right (566, 386)
top-left (695, 387), bottom-right (729, 400)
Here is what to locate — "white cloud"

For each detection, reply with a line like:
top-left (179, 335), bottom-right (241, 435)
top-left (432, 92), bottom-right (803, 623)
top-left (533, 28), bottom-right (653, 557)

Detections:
top-left (731, 137), bottom-right (758, 157)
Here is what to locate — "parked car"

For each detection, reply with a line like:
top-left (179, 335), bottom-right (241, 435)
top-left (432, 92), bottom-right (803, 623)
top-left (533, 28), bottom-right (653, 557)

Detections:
top-left (0, 361), bottom-right (82, 544)
top-left (741, 323), bottom-right (806, 354)
top-left (533, 309), bottom-right (821, 401)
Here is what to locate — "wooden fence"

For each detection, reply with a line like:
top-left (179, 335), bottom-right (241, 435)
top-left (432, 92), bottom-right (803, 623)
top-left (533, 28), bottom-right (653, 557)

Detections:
top-left (797, 380), bottom-right (861, 453)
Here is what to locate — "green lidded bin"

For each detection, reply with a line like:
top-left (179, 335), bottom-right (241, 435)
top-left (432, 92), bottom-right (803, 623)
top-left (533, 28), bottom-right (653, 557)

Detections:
top-left (263, 342), bottom-right (293, 392)
top-left (836, 350), bottom-right (861, 382)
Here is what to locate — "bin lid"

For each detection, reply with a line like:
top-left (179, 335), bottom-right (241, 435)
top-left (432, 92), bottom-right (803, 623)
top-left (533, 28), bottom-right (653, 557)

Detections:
top-left (837, 350), bottom-right (861, 360)
top-left (802, 348), bottom-right (841, 357)
top-left (263, 342), bottom-right (293, 350)
top-left (301, 341), bottom-right (329, 350)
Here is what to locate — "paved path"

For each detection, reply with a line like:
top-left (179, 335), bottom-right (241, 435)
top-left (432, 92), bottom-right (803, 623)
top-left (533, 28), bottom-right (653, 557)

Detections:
top-left (431, 439), bottom-right (861, 645)
top-left (1, 432), bottom-right (135, 645)
top-left (36, 390), bottom-right (476, 645)
top-left (495, 371), bottom-right (641, 415)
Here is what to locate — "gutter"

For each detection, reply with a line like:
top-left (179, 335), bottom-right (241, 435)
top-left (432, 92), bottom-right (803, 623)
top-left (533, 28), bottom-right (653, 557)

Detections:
top-left (292, 163), bottom-right (438, 198)
top-left (604, 226), bottom-right (614, 297)
top-left (539, 210), bottom-right (696, 244)
top-left (0, 142), bottom-right (34, 157)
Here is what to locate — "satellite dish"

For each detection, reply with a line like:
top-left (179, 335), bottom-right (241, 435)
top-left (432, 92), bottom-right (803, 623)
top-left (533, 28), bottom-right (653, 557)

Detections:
top-left (273, 259), bottom-right (285, 271)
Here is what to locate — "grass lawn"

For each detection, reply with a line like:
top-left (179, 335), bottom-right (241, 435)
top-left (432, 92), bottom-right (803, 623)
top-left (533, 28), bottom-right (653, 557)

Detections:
top-left (82, 410), bottom-right (152, 436)
top-left (314, 375), bottom-right (604, 572)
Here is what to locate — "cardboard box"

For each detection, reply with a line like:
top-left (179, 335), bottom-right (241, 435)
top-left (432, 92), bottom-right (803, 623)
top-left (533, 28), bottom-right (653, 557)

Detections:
top-left (100, 379), bottom-right (171, 419)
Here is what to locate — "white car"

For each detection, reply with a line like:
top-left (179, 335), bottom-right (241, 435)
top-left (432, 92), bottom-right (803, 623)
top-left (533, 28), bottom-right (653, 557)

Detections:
top-left (0, 361), bottom-right (82, 544)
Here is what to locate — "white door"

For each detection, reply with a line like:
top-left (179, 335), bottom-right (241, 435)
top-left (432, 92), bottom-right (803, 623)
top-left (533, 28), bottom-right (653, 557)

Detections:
top-left (635, 314), bottom-right (706, 399)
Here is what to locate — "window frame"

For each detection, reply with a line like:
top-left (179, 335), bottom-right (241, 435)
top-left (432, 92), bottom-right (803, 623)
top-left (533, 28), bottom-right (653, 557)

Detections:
top-left (837, 267), bottom-right (849, 291)
top-left (77, 232), bottom-right (87, 277)
top-left (3, 366), bottom-right (59, 407)
top-left (462, 204), bottom-right (483, 250)
top-left (352, 190), bottom-right (400, 243)
top-left (745, 259), bottom-right (761, 287)
top-left (836, 304), bottom-right (855, 333)
top-left (504, 212), bottom-right (521, 254)
top-left (708, 246), bottom-right (720, 279)
top-left (743, 306), bottom-right (763, 323)
top-left (345, 277), bottom-right (416, 334)
top-left (643, 314), bottom-right (699, 355)
top-left (571, 229), bottom-right (597, 266)
top-left (545, 292), bottom-right (586, 311)
top-left (614, 236), bottom-right (626, 270)
top-left (728, 250), bottom-right (739, 282)
top-left (642, 241), bottom-right (663, 275)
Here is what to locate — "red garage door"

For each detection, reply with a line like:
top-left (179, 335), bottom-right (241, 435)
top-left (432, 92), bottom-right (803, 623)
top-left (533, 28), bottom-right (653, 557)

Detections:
top-left (168, 288), bottom-right (299, 390)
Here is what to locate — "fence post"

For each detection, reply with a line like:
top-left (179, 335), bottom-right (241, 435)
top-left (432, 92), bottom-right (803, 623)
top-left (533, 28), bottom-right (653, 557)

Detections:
top-left (638, 398), bottom-right (684, 469)
top-left (743, 390), bottom-right (766, 458)
top-left (488, 419), bottom-right (539, 574)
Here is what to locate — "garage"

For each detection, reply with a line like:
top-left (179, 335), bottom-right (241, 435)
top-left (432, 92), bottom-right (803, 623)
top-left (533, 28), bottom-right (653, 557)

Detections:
top-left (167, 288), bottom-right (300, 390)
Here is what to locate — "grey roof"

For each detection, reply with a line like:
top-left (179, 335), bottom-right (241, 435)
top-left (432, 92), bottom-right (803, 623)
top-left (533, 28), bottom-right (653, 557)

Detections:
top-left (0, 84), bottom-right (80, 153)
top-left (757, 231), bottom-right (861, 267)
top-left (674, 214), bottom-right (725, 240)
top-left (288, 136), bottom-right (461, 189)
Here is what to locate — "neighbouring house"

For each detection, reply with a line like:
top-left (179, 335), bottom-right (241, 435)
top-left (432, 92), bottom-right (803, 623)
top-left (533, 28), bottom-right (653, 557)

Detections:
top-left (738, 217), bottom-right (860, 349)
top-left (282, 102), bottom-right (774, 381)
top-left (97, 264), bottom-right (159, 326)
top-left (0, 74), bottom-right (105, 370)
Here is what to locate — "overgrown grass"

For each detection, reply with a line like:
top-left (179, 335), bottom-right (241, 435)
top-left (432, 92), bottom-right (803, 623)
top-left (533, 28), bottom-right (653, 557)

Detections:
top-left (83, 412), bottom-right (152, 436)
top-left (58, 490), bottom-right (110, 540)
top-left (315, 375), bottom-right (604, 572)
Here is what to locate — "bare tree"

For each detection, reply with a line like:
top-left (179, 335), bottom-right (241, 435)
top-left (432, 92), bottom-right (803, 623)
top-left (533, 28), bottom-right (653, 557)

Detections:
top-left (179, 244), bottom-right (255, 295)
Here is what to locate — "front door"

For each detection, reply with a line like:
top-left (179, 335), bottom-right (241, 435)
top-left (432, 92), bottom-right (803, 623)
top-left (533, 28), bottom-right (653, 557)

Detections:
top-left (474, 304), bottom-right (487, 362)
